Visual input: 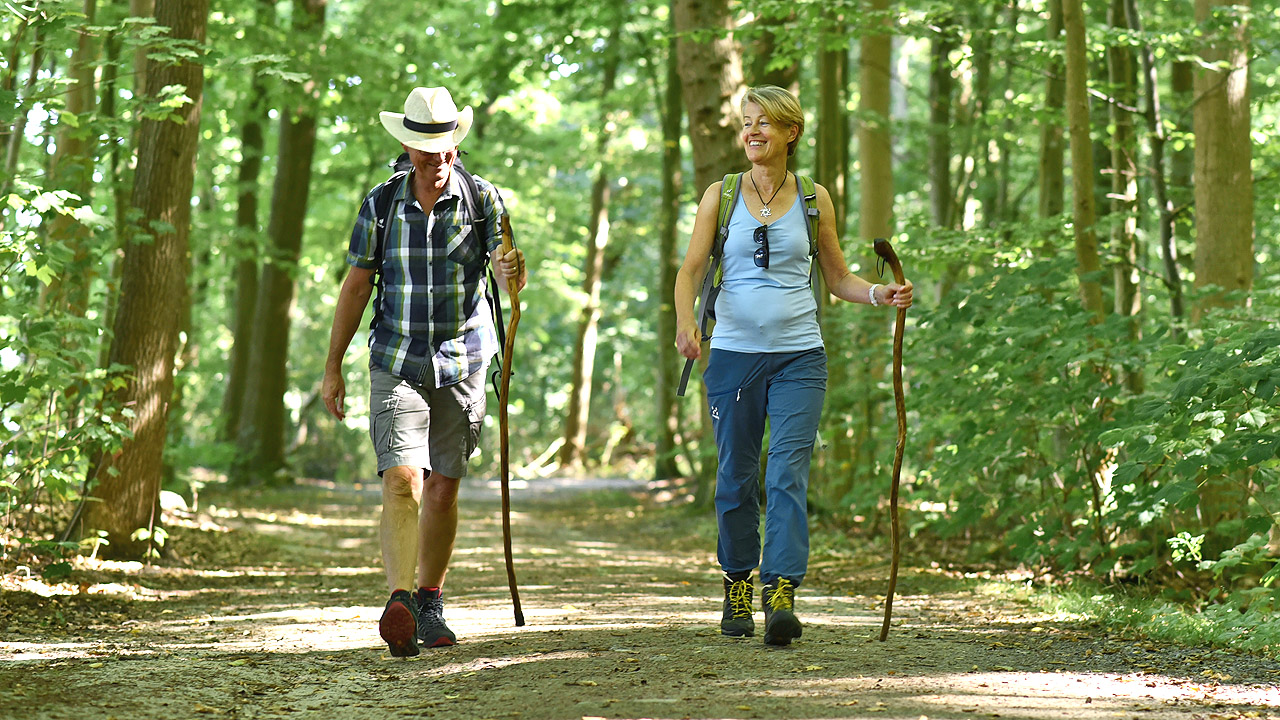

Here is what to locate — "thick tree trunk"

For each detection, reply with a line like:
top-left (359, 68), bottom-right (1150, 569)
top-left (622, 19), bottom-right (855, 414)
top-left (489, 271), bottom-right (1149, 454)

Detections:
top-left (81, 0), bottom-right (209, 559)
top-left (1191, 0), bottom-right (1253, 552)
top-left (673, 0), bottom-right (744, 504)
top-left (1192, 0), bottom-right (1253, 321)
top-left (674, 0), bottom-right (744, 195)
top-left (234, 0), bottom-right (326, 484)
top-left (654, 12), bottom-right (685, 481)
top-left (1062, 0), bottom-right (1106, 320)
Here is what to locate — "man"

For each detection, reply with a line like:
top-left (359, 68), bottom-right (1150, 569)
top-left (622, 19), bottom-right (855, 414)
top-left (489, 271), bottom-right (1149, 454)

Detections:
top-left (322, 86), bottom-right (527, 657)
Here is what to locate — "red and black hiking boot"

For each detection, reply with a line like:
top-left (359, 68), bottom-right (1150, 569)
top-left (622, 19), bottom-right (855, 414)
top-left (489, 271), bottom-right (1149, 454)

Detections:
top-left (379, 589), bottom-right (420, 657)
top-left (762, 578), bottom-right (802, 647)
top-left (414, 587), bottom-right (457, 648)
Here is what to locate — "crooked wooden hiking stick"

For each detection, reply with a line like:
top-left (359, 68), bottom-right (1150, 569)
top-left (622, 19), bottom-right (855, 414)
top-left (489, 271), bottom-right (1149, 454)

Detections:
top-left (873, 237), bottom-right (906, 642)
top-left (499, 214), bottom-right (525, 627)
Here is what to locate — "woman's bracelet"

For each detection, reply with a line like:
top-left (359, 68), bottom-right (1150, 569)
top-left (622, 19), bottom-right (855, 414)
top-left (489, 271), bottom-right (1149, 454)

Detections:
top-left (869, 283), bottom-right (882, 307)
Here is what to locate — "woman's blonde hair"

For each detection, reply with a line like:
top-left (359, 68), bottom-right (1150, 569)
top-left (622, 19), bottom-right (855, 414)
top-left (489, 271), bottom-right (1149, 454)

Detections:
top-left (742, 85), bottom-right (805, 157)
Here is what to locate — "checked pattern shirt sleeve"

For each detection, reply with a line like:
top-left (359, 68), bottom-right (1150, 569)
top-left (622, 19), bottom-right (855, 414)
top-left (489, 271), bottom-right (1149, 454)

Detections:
top-left (347, 171), bottom-right (507, 388)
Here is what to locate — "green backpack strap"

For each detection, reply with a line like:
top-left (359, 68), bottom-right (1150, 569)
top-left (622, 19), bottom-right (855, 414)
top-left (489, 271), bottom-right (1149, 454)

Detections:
top-left (677, 173), bottom-right (742, 398)
top-left (799, 174), bottom-right (819, 256)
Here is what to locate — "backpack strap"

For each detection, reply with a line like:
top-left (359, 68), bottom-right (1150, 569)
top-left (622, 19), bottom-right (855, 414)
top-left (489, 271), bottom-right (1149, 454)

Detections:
top-left (677, 173), bottom-right (741, 397)
top-left (369, 156), bottom-right (412, 330)
top-left (452, 161), bottom-right (511, 396)
top-left (369, 154), bottom-right (507, 381)
top-left (799, 174), bottom-right (819, 256)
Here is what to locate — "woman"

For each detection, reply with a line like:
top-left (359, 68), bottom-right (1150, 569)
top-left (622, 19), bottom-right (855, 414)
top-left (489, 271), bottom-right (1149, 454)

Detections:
top-left (674, 85), bottom-right (913, 647)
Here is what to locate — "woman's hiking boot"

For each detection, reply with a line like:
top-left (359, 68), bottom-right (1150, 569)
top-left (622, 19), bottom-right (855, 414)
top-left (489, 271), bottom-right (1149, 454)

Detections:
top-left (762, 578), bottom-right (802, 646)
top-left (721, 574), bottom-right (755, 637)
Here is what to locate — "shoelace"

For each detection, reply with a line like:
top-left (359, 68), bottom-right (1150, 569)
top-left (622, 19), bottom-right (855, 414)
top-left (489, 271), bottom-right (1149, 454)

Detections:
top-left (419, 595), bottom-right (447, 629)
top-left (767, 579), bottom-right (795, 612)
top-left (727, 579), bottom-right (753, 619)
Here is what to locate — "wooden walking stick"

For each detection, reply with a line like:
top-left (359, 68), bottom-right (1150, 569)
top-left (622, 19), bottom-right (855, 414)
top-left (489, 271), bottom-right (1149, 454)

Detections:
top-left (873, 237), bottom-right (906, 642)
top-left (498, 214), bottom-right (525, 627)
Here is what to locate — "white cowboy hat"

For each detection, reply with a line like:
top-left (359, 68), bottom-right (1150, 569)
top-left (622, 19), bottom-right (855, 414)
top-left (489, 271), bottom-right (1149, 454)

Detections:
top-left (379, 86), bottom-right (473, 153)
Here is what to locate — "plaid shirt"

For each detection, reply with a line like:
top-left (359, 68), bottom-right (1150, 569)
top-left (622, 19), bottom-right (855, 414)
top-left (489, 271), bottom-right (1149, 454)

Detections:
top-left (347, 169), bottom-right (505, 388)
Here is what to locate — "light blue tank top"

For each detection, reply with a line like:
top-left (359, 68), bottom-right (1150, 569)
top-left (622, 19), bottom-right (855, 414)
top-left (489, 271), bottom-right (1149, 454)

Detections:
top-left (709, 187), bottom-right (823, 353)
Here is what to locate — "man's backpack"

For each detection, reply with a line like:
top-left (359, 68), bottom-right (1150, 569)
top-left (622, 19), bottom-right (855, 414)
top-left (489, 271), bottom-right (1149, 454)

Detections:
top-left (676, 172), bottom-right (820, 397)
top-left (366, 152), bottom-right (509, 376)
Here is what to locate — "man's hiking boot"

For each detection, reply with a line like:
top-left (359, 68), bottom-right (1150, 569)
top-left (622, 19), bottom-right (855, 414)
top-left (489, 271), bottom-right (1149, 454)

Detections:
top-left (721, 574), bottom-right (755, 637)
top-left (414, 587), bottom-right (457, 647)
top-left (762, 578), bottom-right (802, 646)
top-left (379, 589), bottom-right (420, 657)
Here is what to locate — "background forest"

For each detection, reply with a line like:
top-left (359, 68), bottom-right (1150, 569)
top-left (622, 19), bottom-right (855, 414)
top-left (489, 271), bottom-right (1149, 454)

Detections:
top-left (2, 0), bottom-right (1277, 641)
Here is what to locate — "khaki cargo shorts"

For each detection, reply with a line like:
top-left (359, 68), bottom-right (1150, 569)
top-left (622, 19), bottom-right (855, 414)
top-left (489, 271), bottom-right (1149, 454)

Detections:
top-left (369, 365), bottom-right (487, 478)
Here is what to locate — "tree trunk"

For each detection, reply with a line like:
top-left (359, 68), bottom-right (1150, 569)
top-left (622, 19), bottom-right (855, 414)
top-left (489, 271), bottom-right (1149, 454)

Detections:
top-left (221, 0), bottom-right (274, 441)
top-left (81, 0), bottom-right (209, 559)
top-left (654, 10), bottom-right (685, 481)
top-left (749, 10), bottom-right (799, 92)
top-left (814, 14), bottom-right (851, 495)
top-left (673, 0), bottom-right (744, 505)
top-left (559, 28), bottom-right (622, 470)
top-left (1191, 0), bottom-right (1253, 553)
top-left (674, 0), bottom-right (744, 195)
top-left (1131, 0), bottom-right (1184, 334)
top-left (1038, 0), bottom-right (1065, 225)
top-left (43, 0), bottom-right (98, 319)
top-left (234, 0), bottom-right (326, 484)
top-left (1192, 0), bottom-right (1253, 321)
top-left (1108, 0), bottom-right (1142, 392)
top-left (929, 20), bottom-right (956, 229)
top-left (1062, 0), bottom-right (1106, 320)
top-left (851, 0), bottom-right (894, 485)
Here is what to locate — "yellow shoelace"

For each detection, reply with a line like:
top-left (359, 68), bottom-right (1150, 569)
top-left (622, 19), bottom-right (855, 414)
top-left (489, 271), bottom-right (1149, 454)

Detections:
top-left (767, 578), bottom-right (795, 612)
top-left (728, 579), bottom-right (753, 619)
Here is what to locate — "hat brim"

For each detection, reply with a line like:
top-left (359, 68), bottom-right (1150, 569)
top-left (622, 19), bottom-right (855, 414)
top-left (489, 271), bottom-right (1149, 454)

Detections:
top-left (379, 106), bottom-right (473, 152)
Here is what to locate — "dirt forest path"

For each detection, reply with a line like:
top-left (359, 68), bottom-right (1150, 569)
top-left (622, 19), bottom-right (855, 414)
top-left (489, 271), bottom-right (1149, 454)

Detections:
top-left (2, 477), bottom-right (1279, 720)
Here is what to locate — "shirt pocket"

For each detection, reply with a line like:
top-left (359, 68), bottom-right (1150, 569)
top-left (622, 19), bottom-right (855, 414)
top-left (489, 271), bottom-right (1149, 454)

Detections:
top-left (445, 223), bottom-right (482, 268)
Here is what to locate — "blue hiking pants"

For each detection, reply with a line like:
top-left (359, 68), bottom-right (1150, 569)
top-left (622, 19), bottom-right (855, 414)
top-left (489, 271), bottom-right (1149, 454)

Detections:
top-left (705, 347), bottom-right (826, 587)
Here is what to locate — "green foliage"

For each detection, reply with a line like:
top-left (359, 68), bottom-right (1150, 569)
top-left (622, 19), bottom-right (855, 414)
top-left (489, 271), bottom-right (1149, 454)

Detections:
top-left (894, 215), bottom-right (1279, 612)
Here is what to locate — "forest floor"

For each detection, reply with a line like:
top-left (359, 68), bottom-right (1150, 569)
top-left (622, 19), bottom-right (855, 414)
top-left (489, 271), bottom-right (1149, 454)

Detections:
top-left (2, 475), bottom-right (1279, 720)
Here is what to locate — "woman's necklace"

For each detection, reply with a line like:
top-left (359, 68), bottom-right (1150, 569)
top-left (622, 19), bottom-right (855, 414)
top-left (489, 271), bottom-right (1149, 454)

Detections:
top-left (750, 171), bottom-right (786, 218)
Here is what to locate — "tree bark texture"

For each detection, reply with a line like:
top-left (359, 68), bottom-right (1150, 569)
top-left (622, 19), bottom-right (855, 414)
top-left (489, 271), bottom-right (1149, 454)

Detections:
top-left (83, 0), bottom-right (209, 558)
top-left (673, 0), bottom-right (744, 195)
top-left (1192, 0), bottom-right (1253, 321)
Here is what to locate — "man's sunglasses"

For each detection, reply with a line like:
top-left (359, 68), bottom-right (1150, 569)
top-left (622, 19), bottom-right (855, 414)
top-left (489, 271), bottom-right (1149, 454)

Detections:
top-left (753, 225), bottom-right (769, 269)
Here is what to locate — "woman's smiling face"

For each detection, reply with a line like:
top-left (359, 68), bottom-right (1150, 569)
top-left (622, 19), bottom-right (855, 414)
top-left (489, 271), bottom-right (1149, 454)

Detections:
top-left (741, 102), bottom-right (797, 163)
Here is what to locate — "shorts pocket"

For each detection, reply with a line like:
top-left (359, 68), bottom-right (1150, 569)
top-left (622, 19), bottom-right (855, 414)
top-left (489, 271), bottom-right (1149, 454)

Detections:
top-left (463, 399), bottom-right (485, 459)
top-left (371, 394), bottom-right (401, 454)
